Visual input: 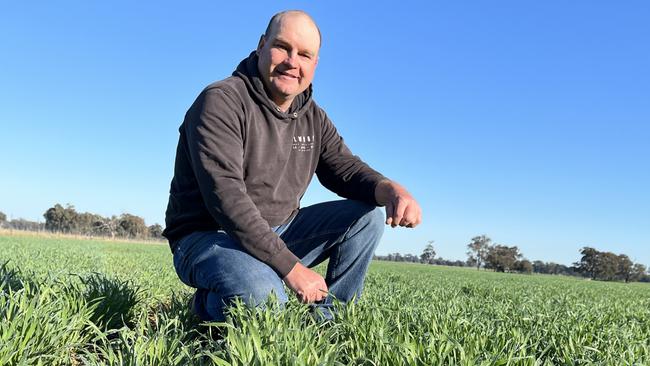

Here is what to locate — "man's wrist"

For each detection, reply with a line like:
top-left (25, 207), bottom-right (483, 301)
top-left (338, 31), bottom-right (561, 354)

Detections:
top-left (268, 246), bottom-right (300, 278)
top-left (374, 179), bottom-right (394, 206)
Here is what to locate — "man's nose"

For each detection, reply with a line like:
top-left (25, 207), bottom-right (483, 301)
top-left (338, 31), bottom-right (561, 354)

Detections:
top-left (284, 52), bottom-right (299, 68)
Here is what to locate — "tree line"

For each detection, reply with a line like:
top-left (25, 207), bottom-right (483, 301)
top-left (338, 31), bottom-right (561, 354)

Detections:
top-left (0, 204), bottom-right (163, 240)
top-left (376, 235), bottom-right (649, 283)
top-left (3, 208), bottom-right (648, 283)
top-left (374, 241), bottom-right (467, 267)
top-left (574, 247), bottom-right (647, 283)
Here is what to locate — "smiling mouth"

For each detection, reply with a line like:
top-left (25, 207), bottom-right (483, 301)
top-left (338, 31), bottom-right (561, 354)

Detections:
top-left (276, 71), bottom-right (299, 79)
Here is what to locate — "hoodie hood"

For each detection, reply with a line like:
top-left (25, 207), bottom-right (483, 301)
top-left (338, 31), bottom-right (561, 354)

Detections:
top-left (233, 51), bottom-right (312, 120)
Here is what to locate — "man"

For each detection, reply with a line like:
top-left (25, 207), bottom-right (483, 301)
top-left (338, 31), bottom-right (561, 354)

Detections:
top-left (163, 10), bottom-right (421, 321)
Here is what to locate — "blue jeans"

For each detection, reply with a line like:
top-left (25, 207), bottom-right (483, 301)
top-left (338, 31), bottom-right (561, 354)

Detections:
top-left (172, 199), bottom-right (384, 321)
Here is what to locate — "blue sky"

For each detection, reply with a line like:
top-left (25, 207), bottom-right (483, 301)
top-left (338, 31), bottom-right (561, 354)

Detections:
top-left (1, 1), bottom-right (649, 266)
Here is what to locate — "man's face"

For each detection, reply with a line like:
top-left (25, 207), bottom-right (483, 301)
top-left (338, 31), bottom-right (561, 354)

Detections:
top-left (257, 14), bottom-right (320, 109)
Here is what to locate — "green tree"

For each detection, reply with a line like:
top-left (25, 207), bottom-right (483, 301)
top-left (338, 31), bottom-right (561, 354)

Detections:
top-left (575, 247), bottom-right (600, 279)
top-left (389, 253), bottom-right (404, 262)
top-left (94, 215), bottom-right (119, 239)
top-left (43, 204), bottom-right (78, 233)
top-left (404, 254), bottom-right (419, 263)
top-left (630, 263), bottom-right (647, 282)
top-left (594, 252), bottom-right (619, 281)
top-left (75, 212), bottom-right (106, 236)
top-left (616, 254), bottom-right (634, 283)
top-left (117, 214), bottom-right (147, 239)
top-left (514, 259), bottom-right (533, 274)
top-left (466, 235), bottom-right (491, 270)
top-left (0, 211), bottom-right (6, 228)
top-left (420, 241), bottom-right (436, 264)
top-left (148, 224), bottom-right (164, 239)
top-left (485, 245), bottom-right (522, 272)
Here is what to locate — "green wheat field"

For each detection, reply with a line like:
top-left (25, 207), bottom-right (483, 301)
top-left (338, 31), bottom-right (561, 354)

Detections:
top-left (1, 233), bottom-right (649, 365)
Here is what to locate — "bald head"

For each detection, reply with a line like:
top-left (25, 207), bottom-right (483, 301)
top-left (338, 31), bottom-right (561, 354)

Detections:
top-left (264, 10), bottom-right (322, 48)
top-left (256, 10), bottom-right (321, 111)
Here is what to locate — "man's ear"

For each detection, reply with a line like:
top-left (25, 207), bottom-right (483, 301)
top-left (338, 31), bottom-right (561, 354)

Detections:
top-left (256, 35), bottom-right (265, 55)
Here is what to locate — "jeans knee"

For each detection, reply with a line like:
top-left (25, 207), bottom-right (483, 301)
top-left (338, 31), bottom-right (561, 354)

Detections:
top-left (202, 281), bottom-right (288, 321)
top-left (363, 206), bottom-right (386, 238)
top-left (246, 283), bottom-right (288, 307)
top-left (344, 205), bottom-right (384, 254)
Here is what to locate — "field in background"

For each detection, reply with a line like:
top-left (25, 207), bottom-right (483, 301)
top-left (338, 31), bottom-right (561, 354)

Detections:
top-left (1, 234), bottom-right (649, 365)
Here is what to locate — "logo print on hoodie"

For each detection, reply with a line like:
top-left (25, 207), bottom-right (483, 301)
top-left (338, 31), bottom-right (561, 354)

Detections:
top-left (292, 135), bottom-right (315, 152)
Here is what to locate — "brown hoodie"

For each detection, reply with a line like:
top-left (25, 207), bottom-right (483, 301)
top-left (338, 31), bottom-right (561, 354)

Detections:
top-left (163, 52), bottom-right (385, 277)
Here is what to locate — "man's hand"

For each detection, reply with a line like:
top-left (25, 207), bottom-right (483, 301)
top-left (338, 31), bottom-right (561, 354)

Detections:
top-left (283, 262), bottom-right (328, 303)
top-left (375, 180), bottom-right (422, 228)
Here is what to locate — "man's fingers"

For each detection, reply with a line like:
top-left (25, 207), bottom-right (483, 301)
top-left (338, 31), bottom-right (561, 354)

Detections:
top-left (302, 292), bottom-right (313, 304)
top-left (284, 264), bottom-right (330, 303)
top-left (301, 290), bottom-right (327, 304)
top-left (400, 208), bottom-right (420, 227)
top-left (391, 199), bottom-right (407, 228)
top-left (304, 285), bottom-right (328, 303)
top-left (297, 292), bottom-right (307, 303)
top-left (415, 212), bottom-right (422, 226)
top-left (384, 204), bottom-right (395, 225)
top-left (376, 180), bottom-right (422, 228)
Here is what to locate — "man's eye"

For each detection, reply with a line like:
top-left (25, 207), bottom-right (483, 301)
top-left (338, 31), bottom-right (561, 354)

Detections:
top-left (299, 53), bottom-right (311, 59)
